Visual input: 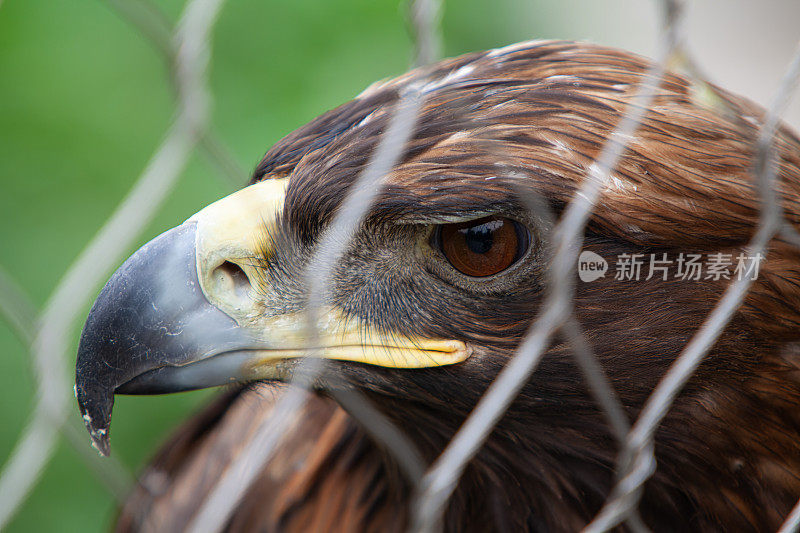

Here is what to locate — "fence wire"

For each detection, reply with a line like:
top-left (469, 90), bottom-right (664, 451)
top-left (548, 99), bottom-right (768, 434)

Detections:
top-left (1, 0), bottom-right (800, 532)
top-left (0, 0), bottom-right (229, 527)
top-left (187, 76), bottom-right (429, 533)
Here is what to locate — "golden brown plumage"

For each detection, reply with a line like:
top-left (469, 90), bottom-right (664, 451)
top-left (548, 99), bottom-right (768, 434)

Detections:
top-left (76, 40), bottom-right (800, 531)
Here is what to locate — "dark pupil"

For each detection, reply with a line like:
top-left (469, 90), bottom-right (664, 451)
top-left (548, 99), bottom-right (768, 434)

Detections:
top-left (461, 224), bottom-right (495, 254)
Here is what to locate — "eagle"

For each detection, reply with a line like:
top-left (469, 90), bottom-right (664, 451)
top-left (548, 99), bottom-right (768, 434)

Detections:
top-left (74, 40), bottom-right (800, 531)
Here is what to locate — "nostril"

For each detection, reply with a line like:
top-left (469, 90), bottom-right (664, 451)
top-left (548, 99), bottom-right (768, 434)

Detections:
top-left (212, 261), bottom-right (252, 304)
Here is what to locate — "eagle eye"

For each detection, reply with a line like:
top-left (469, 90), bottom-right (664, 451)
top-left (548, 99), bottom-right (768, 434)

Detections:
top-left (436, 216), bottom-right (529, 277)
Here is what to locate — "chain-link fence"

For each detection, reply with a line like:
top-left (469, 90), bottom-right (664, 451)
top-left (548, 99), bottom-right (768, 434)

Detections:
top-left (1, 0), bottom-right (800, 531)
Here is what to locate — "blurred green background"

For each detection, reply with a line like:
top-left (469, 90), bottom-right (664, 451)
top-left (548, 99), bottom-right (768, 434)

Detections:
top-left (0, 0), bottom-right (550, 530)
top-left (1, 0), bottom-right (798, 531)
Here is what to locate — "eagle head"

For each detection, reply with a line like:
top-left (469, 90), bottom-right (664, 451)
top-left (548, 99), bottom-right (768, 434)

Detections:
top-left (75, 41), bottom-right (800, 530)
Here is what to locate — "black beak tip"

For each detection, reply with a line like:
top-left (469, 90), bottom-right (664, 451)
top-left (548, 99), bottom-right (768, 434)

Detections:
top-left (89, 430), bottom-right (111, 458)
top-left (73, 222), bottom-right (201, 456)
top-left (75, 379), bottom-right (113, 457)
top-left (73, 221), bottom-right (249, 455)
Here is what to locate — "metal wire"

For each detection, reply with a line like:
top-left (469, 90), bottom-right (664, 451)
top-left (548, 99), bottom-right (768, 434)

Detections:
top-left (408, 0), bottom-right (443, 67)
top-left (506, 162), bottom-right (646, 533)
top-left (0, 266), bottom-right (37, 348)
top-left (0, 0), bottom-right (225, 527)
top-left (187, 3), bottom-right (445, 526)
top-left (586, 37), bottom-right (800, 533)
top-left (105, 0), bottom-right (244, 188)
top-left (1, 0), bottom-right (800, 531)
top-left (186, 75), bottom-right (429, 533)
top-left (410, 2), bottom-right (685, 530)
top-left (0, 267), bottom-right (132, 502)
top-left (780, 496), bottom-right (800, 533)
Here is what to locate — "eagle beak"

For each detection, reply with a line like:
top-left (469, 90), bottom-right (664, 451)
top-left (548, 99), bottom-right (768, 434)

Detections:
top-left (75, 179), bottom-right (468, 455)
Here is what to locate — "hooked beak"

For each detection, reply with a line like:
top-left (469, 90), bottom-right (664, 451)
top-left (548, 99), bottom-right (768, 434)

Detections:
top-left (74, 179), bottom-right (468, 456)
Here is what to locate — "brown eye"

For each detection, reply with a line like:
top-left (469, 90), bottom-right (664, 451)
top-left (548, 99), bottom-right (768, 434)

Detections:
top-left (437, 216), bottom-right (529, 277)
